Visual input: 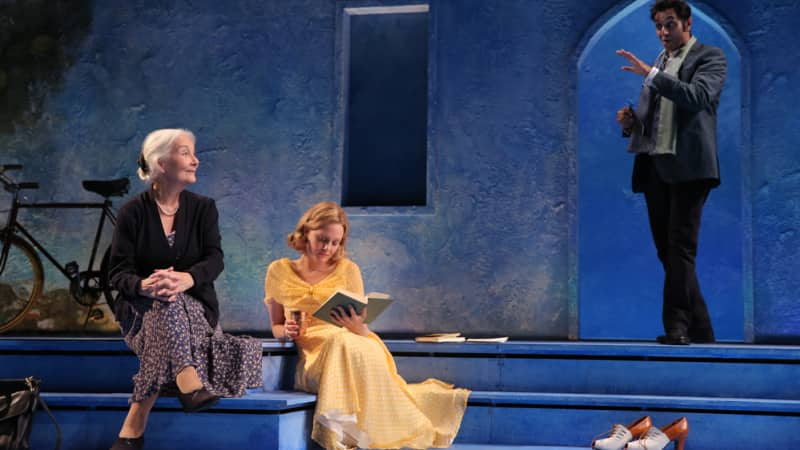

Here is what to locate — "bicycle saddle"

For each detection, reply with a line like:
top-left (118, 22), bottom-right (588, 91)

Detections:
top-left (82, 178), bottom-right (130, 198)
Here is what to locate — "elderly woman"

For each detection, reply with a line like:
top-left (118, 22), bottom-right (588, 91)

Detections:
top-left (108, 129), bottom-right (262, 450)
top-left (264, 201), bottom-right (470, 450)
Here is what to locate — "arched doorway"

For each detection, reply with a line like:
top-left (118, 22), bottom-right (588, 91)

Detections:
top-left (576, 0), bottom-right (748, 341)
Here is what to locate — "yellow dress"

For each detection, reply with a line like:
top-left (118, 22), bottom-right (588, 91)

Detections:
top-left (264, 258), bottom-right (470, 450)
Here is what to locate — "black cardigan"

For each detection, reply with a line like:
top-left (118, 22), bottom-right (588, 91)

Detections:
top-left (109, 189), bottom-right (224, 328)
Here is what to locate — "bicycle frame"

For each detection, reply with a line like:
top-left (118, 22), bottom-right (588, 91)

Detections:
top-left (1, 189), bottom-right (117, 282)
top-left (0, 187), bottom-right (26, 273)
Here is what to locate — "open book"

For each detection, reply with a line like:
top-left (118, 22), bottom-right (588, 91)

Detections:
top-left (312, 289), bottom-right (393, 326)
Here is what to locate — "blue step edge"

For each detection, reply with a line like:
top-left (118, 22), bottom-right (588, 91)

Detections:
top-left (449, 446), bottom-right (587, 450)
top-left (381, 340), bottom-right (800, 360)
top-left (40, 390), bottom-right (800, 415)
top-left (3, 337), bottom-right (800, 361)
top-left (469, 391), bottom-right (800, 414)
top-left (41, 390), bottom-right (316, 412)
top-left (0, 337), bottom-right (293, 353)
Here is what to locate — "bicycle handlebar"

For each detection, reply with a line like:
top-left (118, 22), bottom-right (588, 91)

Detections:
top-left (0, 164), bottom-right (23, 172)
top-left (1, 164), bottom-right (39, 192)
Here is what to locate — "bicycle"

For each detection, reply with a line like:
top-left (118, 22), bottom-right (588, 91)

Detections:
top-left (0, 163), bottom-right (129, 333)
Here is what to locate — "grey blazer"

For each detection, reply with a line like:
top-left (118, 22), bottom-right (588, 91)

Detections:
top-left (628, 41), bottom-right (727, 192)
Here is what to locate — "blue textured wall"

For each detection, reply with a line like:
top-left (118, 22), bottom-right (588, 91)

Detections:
top-left (1, 0), bottom-right (798, 341)
top-left (738, 2), bottom-right (800, 343)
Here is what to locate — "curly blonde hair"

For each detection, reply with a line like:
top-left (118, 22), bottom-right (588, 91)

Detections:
top-left (288, 201), bottom-right (349, 263)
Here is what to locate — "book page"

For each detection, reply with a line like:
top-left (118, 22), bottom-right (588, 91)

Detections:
top-left (312, 289), bottom-right (393, 326)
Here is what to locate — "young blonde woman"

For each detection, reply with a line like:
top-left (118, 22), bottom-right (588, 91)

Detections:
top-left (264, 201), bottom-right (470, 450)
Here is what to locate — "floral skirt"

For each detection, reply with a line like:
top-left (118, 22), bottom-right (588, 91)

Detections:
top-left (121, 293), bottom-right (262, 402)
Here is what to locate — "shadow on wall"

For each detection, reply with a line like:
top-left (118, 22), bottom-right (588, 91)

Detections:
top-left (0, 0), bottom-right (92, 132)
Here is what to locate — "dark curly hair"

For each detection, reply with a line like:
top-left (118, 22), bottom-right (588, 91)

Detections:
top-left (650, 0), bottom-right (692, 23)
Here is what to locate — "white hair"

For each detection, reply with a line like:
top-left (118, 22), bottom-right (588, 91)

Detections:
top-left (137, 128), bottom-right (196, 182)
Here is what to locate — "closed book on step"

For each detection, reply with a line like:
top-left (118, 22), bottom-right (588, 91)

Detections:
top-left (466, 336), bottom-right (509, 343)
top-left (415, 333), bottom-right (466, 343)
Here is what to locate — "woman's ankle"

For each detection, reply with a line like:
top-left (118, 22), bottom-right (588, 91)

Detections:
top-left (118, 425), bottom-right (144, 439)
top-left (176, 365), bottom-right (203, 394)
top-left (121, 393), bottom-right (156, 437)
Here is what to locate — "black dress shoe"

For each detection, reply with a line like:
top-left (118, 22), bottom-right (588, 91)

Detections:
top-left (178, 387), bottom-right (220, 413)
top-left (656, 333), bottom-right (691, 345)
top-left (110, 436), bottom-right (144, 450)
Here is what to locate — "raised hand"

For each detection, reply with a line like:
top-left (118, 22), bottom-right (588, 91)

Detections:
top-left (616, 49), bottom-right (652, 77)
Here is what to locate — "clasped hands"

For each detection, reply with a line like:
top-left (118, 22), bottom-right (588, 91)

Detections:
top-left (139, 267), bottom-right (194, 302)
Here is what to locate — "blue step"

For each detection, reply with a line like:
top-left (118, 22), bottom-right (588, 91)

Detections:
top-left (0, 337), bottom-right (298, 392)
top-left (3, 338), bottom-right (800, 400)
top-left (30, 390), bottom-right (800, 449)
top-left (8, 338), bottom-right (800, 449)
top-left (32, 390), bottom-right (318, 450)
top-left (456, 391), bottom-right (800, 448)
top-left (387, 340), bottom-right (800, 400)
top-left (41, 390), bottom-right (317, 411)
top-left (459, 404), bottom-right (800, 448)
top-left (467, 391), bottom-right (800, 414)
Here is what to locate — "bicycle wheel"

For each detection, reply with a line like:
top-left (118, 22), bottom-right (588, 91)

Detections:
top-left (0, 235), bottom-right (44, 333)
top-left (99, 246), bottom-right (120, 313)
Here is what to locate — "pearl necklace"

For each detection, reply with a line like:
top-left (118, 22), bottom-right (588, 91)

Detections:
top-left (155, 199), bottom-right (179, 217)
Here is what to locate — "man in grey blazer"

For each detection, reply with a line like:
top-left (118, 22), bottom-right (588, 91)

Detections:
top-left (616, 0), bottom-right (727, 345)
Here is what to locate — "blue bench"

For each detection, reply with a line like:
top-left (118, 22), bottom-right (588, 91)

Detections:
top-left (3, 338), bottom-right (800, 449)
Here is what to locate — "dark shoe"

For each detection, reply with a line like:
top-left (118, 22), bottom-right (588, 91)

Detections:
top-left (178, 387), bottom-right (219, 413)
top-left (110, 436), bottom-right (144, 450)
top-left (656, 333), bottom-right (690, 345)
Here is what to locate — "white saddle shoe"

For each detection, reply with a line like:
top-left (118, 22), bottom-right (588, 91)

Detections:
top-left (592, 423), bottom-right (632, 450)
top-left (592, 416), bottom-right (651, 450)
top-left (625, 427), bottom-right (670, 450)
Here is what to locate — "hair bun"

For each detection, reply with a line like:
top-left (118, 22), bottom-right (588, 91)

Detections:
top-left (138, 152), bottom-right (149, 174)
